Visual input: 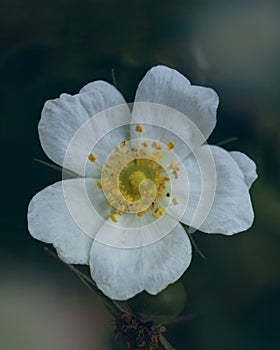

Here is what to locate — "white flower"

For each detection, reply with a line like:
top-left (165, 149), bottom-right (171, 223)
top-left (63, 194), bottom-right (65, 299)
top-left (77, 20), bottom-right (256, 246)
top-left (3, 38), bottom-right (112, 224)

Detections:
top-left (27, 65), bottom-right (257, 300)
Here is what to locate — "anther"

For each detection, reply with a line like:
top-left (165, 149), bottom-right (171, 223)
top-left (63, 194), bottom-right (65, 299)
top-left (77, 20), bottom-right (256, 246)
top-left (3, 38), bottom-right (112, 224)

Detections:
top-left (166, 141), bottom-right (174, 150)
top-left (142, 141), bottom-right (148, 148)
top-left (152, 207), bottom-right (164, 218)
top-left (168, 160), bottom-right (180, 172)
top-left (135, 124), bottom-right (142, 133)
top-left (88, 153), bottom-right (96, 162)
top-left (152, 141), bottom-right (162, 150)
top-left (137, 210), bottom-right (147, 217)
top-left (114, 209), bottom-right (123, 216)
top-left (110, 213), bottom-right (118, 223)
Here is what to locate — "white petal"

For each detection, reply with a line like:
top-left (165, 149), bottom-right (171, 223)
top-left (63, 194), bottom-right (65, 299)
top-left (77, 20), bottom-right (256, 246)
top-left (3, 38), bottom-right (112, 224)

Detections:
top-left (182, 145), bottom-right (255, 235)
top-left (27, 178), bottom-right (107, 264)
top-left (230, 151), bottom-right (258, 188)
top-left (62, 178), bottom-right (108, 239)
top-left (167, 143), bottom-right (217, 229)
top-left (39, 81), bottom-right (129, 171)
top-left (93, 212), bottom-right (180, 248)
top-left (134, 65), bottom-right (219, 140)
top-left (90, 223), bottom-right (192, 300)
top-left (131, 103), bottom-right (204, 161)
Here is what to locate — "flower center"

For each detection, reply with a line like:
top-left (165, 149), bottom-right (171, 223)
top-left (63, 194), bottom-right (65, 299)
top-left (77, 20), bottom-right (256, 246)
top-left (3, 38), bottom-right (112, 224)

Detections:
top-left (119, 159), bottom-right (163, 202)
top-left (129, 170), bottom-right (146, 190)
top-left (88, 125), bottom-right (180, 223)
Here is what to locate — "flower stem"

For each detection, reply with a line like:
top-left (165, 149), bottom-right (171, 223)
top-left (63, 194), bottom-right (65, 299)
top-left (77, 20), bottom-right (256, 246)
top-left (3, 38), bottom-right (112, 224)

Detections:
top-left (159, 335), bottom-right (177, 350)
top-left (164, 313), bottom-right (198, 326)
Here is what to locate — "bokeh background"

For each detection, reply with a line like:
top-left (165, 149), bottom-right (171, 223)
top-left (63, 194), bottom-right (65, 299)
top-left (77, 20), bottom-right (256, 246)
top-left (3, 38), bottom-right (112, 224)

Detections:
top-left (1, 0), bottom-right (280, 349)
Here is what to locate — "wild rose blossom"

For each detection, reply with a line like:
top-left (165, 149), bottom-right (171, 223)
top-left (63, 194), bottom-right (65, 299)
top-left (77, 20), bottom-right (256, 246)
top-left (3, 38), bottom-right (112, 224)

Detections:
top-left (28, 66), bottom-right (257, 300)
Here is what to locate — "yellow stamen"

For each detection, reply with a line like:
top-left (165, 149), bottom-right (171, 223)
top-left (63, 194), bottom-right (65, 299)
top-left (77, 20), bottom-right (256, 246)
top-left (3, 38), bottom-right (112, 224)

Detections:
top-left (100, 139), bottom-right (177, 221)
top-left (88, 153), bottom-right (96, 162)
top-left (158, 207), bottom-right (164, 215)
top-left (105, 162), bottom-right (113, 168)
top-left (114, 209), bottom-right (123, 216)
top-left (110, 213), bottom-right (118, 223)
top-left (168, 160), bottom-right (180, 172)
top-left (172, 198), bottom-right (179, 205)
top-left (152, 141), bottom-right (162, 150)
top-left (135, 124), bottom-right (142, 133)
top-left (166, 141), bottom-right (174, 150)
top-left (142, 141), bottom-right (148, 148)
top-left (152, 207), bottom-right (165, 218)
top-left (137, 209), bottom-right (147, 217)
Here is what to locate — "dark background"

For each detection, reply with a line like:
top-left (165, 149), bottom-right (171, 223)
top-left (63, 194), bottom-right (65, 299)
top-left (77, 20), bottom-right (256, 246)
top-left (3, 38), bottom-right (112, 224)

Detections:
top-left (1, 0), bottom-right (280, 349)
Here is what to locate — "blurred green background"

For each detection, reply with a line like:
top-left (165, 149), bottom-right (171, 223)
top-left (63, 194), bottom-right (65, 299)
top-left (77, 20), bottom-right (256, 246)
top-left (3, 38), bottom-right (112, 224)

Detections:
top-left (1, 0), bottom-right (280, 349)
